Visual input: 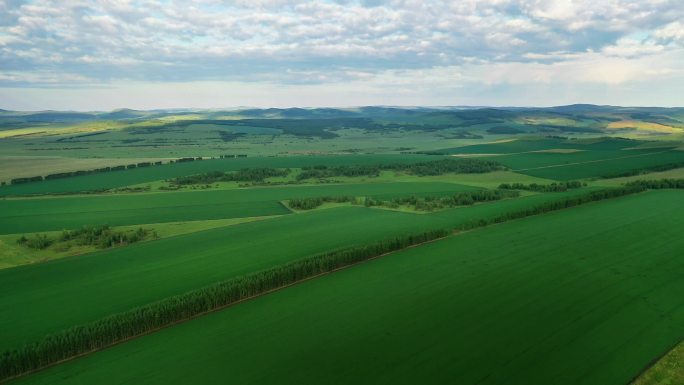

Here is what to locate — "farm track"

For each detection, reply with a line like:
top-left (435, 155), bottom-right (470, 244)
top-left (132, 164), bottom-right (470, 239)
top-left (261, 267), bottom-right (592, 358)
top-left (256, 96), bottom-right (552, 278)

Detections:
top-left (512, 149), bottom-right (676, 172)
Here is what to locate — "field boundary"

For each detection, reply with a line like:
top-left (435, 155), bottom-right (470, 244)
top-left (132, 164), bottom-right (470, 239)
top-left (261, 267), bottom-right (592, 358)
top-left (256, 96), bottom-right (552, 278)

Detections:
top-left (628, 335), bottom-right (684, 384)
top-left (512, 149), bottom-right (675, 172)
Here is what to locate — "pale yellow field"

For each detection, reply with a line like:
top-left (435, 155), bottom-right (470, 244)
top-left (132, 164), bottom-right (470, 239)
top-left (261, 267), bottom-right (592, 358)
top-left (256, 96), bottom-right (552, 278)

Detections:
top-left (531, 149), bottom-right (583, 154)
top-left (0, 156), bottom-right (172, 182)
top-left (0, 121), bottom-right (125, 139)
top-left (607, 120), bottom-right (681, 134)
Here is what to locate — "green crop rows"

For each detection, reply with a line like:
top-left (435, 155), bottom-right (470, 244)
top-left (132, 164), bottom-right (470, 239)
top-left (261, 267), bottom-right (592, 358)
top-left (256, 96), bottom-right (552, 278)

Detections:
top-left (3, 108), bottom-right (684, 384)
top-left (11, 191), bottom-right (684, 385)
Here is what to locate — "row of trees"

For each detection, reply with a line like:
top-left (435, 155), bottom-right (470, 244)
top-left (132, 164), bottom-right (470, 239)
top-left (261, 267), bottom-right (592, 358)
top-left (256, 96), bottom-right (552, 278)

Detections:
top-left (498, 181), bottom-right (585, 192)
top-left (16, 225), bottom-right (155, 251)
top-left (288, 196), bottom-right (358, 210)
top-left (601, 160), bottom-right (684, 179)
top-left (9, 161), bottom-right (165, 185)
top-left (0, 184), bottom-right (656, 381)
top-left (0, 229), bottom-right (449, 381)
top-left (295, 158), bottom-right (506, 181)
top-left (625, 178), bottom-right (684, 189)
top-left (364, 190), bottom-right (520, 211)
top-left (389, 158), bottom-right (504, 176)
top-left (456, 185), bottom-right (647, 231)
top-left (171, 168), bottom-right (290, 185)
top-left (287, 190), bottom-right (519, 212)
top-left (297, 165), bottom-right (381, 180)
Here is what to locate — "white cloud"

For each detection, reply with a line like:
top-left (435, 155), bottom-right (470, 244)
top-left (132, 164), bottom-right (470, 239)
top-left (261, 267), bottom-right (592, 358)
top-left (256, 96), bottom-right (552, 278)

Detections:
top-left (654, 21), bottom-right (684, 43)
top-left (0, 0), bottom-right (683, 107)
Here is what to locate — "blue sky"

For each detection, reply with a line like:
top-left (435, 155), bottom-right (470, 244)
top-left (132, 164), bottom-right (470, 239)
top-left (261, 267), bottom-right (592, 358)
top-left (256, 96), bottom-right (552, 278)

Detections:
top-left (0, 0), bottom-right (683, 110)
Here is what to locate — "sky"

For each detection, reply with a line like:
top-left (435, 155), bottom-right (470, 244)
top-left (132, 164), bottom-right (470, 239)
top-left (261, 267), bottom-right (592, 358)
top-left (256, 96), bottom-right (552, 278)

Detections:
top-left (0, 0), bottom-right (683, 110)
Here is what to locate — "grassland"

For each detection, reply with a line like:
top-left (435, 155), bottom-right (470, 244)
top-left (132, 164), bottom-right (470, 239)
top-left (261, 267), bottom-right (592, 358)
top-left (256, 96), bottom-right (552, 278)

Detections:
top-left (0, 188), bottom-right (599, 351)
top-left (632, 340), bottom-right (684, 385)
top-left (11, 190), bottom-right (684, 385)
top-left (607, 120), bottom-right (681, 134)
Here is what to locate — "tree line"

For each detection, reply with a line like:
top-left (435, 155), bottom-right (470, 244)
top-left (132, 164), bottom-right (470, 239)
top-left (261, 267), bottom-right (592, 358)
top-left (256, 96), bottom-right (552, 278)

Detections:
top-left (288, 190), bottom-right (519, 212)
top-left (0, 183), bottom-right (657, 382)
top-left (16, 225), bottom-right (155, 251)
top-left (364, 190), bottom-right (519, 211)
top-left (296, 158), bottom-right (505, 181)
top-left (7, 161), bottom-right (165, 185)
top-left (0, 229), bottom-right (449, 381)
top-left (288, 196), bottom-right (359, 210)
top-left (163, 158), bottom-right (505, 187)
top-left (498, 181), bottom-right (585, 192)
top-left (296, 165), bottom-right (381, 180)
top-left (624, 178), bottom-right (684, 189)
top-left (601, 160), bottom-right (684, 179)
top-left (391, 158), bottom-right (504, 176)
top-left (171, 168), bottom-right (290, 185)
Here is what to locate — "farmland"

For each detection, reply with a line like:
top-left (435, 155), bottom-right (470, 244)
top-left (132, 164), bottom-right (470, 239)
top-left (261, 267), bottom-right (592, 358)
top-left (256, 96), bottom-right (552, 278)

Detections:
top-left (1, 105), bottom-right (684, 384)
top-left (0, 187), bottom-right (606, 351)
top-left (0, 182), bottom-right (478, 234)
top-left (9, 190), bottom-right (684, 385)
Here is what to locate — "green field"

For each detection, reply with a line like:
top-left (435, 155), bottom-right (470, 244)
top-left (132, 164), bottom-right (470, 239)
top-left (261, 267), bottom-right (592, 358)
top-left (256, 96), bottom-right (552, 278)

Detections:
top-left (437, 137), bottom-right (643, 154)
top-left (633, 339), bottom-right (684, 385)
top-left (3, 106), bottom-right (684, 384)
top-left (0, 188), bottom-right (599, 351)
top-left (11, 190), bottom-right (684, 385)
top-left (0, 216), bottom-right (278, 269)
top-left (0, 154), bottom-right (442, 196)
top-left (0, 182), bottom-right (479, 234)
top-left (488, 149), bottom-right (684, 180)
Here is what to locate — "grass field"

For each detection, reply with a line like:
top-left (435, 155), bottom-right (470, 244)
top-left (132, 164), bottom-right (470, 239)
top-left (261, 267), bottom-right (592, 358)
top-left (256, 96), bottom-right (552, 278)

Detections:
top-left (632, 339), bottom-right (684, 385)
top-left (0, 182), bottom-right (478, 234)
top-left (0, 188), bottom-right (598, 351)
top-left (11, 190), bottom-right (684, 385)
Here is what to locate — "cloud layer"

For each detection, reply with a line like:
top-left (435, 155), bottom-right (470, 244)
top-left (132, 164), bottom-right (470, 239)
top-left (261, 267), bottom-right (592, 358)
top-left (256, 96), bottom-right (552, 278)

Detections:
top-left (1, 0), bottom-right (683, 108)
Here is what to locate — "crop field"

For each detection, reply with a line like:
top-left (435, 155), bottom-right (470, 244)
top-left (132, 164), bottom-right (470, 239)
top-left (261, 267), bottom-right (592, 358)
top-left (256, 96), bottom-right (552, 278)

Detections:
top-left (475, 148), bottom-right (684, 180)
top-left (434, 137), bottom-right (647, 155)
top-left (0, 154), bottom-right (442, 196)
top-left (0, 182), bottom-right (479, 234)
top-left (0, 187), bottom-right (604, 352)
top-left (0, 156), bottom-right (176, 181)
top-left (511, 149), bottom-right (684, 180)
top-left (2, 106), bottom-right (684, 384)
top-left (10, 190), bottom-right (684, 385)
top-left (0, 216), bottom-right (281, 269)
